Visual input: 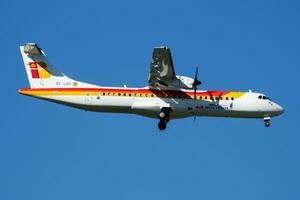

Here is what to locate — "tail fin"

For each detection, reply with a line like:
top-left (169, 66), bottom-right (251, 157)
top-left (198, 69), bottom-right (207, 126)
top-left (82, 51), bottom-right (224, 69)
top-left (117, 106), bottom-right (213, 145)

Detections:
top-left (20, 43), bottom-right (97, 88)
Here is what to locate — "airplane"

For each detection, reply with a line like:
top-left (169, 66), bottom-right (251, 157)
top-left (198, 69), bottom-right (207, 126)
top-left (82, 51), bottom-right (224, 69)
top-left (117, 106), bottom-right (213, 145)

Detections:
top-left (19, 43), bottom-right (284, 130)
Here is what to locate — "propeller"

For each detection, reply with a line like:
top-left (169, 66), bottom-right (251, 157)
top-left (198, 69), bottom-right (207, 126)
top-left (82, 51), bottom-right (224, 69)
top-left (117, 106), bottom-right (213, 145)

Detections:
top-left (192, 65), bottom-right (202, 121)
top-left (192, 65), bottom-right (202, 100)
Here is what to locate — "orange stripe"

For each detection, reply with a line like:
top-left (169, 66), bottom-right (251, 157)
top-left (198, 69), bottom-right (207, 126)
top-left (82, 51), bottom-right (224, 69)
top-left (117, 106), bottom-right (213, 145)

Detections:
top-left (19, 88), bottom-right (245, 99)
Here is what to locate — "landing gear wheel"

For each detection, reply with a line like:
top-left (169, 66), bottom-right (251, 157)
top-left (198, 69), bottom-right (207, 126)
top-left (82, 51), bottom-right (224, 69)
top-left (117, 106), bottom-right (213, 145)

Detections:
top-left (159, 112), bottom-right (166, 119)
top-left (158, 121), bottom-right (167, 131)
top-left (264, 117), bottom-right (271, 128)
top-left (157, 107), bottom-right (172, 131)
top-left (265, 121), bottom-right (270, 127)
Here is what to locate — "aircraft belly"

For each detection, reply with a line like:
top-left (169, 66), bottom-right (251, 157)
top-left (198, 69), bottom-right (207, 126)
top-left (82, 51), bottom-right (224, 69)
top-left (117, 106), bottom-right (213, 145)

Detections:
top-left (193, 99), bottom-right (265, 118)
top-left (196, 110), bottom-right (265, 118)
top-left (33, 95), bottom-right (266, 119)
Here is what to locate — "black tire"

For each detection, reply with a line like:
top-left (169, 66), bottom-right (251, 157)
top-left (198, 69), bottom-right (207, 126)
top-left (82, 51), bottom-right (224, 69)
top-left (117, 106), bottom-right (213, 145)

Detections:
top-left (158, 121), bottom-right (167, 131)
top-left (265, 121), bottom-right (270, 127)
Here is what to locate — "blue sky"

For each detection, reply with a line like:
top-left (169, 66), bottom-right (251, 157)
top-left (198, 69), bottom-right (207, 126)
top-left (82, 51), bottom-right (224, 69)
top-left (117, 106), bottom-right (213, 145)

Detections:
top-left (0, 0), bottom-right (299, 199)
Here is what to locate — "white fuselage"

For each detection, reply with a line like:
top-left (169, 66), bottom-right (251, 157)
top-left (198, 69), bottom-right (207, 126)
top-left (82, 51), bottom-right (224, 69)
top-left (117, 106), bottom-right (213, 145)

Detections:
top-left (19, 87), bottom-right (284, 120)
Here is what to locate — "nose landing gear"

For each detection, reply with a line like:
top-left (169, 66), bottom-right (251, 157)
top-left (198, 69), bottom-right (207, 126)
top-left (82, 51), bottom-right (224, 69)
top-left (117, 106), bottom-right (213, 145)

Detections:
top-left (158, 107), bottom-right (172, 131)
top-left (264, 117), bottom-right (271, 127)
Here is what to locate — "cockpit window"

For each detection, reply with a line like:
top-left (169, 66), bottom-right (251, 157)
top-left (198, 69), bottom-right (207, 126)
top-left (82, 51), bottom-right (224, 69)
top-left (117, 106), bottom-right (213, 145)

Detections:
top-left (264, 96), bottom-right (271, 100)
top-left (258, 95), bottom-right (271, 101)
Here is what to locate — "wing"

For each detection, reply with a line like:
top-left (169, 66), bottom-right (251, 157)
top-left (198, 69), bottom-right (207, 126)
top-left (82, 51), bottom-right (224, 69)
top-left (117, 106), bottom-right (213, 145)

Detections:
top-left (148, 47), bottom-right (176, 88)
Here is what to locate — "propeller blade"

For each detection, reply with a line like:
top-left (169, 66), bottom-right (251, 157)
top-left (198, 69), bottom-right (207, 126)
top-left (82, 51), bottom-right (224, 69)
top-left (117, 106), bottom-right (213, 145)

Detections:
top-left (192, 66), bottom-right (200, 121)
top-left (192, 66), bottom-right (202, 87)
top-left (195, 66), bottom-right (198, 80)
top-left (192, 65), bottom-right (201, 100)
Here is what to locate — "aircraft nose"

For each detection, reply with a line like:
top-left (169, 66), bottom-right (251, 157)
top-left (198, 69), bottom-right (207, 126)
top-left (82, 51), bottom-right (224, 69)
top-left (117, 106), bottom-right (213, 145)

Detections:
top-left (274, 103), bottom-right (284, 116)
top-left (278, 105), bottom-right (284, 114)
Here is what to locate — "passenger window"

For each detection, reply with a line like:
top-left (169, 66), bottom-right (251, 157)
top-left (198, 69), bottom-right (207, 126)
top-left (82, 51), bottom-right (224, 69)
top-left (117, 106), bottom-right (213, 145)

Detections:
top-left (118, 93), bottom-right (121, 96)
top-left (231, 97), bottom-right (234, 100)
top-left (258, 95), bottom-right (262, 99)
top-left (205, 96), bottom-right (207, 100)
top-left (102, 92), bottom-right (105, 96)
top-left (129, 93), bottom-right (132, 96)
top-left (123, 93), bottom-right (126, 96)
top-left (151, 94), bottom-right (154, 97)
top-left (226, 97), bottom-right (229, 100)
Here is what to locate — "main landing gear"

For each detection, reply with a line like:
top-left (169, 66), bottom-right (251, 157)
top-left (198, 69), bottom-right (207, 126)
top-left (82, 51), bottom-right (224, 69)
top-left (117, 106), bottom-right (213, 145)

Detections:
top-left (264, 117), bottom-right (271, 127)
top-left (158, 108), bottom-right (172, 131)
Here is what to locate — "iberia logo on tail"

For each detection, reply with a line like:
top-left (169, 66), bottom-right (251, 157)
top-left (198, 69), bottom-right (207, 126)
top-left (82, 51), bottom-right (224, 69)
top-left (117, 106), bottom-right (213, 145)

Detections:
top-left (29, 62), bottom-right (51, 79)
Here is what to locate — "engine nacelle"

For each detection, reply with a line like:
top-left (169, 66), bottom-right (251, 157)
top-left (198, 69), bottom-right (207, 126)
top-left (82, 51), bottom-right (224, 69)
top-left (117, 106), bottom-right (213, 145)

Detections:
top-left (175, 75), bottom-right (194, 89)
top-left (160, 75), bottom-right (194, 89)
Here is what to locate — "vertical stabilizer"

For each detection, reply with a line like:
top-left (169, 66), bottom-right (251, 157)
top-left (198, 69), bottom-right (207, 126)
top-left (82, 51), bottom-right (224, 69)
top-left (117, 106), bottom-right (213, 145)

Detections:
top-left (20, 43), bottom-right (98, 88)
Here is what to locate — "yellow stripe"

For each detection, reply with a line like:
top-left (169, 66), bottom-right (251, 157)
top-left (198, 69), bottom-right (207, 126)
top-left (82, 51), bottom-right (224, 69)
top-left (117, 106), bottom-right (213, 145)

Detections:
top-left (228, 92), bottom-right (245, 99)
top-left (19, 90), bottom-right (245, 99)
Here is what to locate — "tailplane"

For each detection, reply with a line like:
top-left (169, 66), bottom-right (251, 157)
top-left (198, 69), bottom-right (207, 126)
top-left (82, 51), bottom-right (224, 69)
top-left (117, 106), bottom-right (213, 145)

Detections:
top-left (20, 43), bottom-right (97, 88)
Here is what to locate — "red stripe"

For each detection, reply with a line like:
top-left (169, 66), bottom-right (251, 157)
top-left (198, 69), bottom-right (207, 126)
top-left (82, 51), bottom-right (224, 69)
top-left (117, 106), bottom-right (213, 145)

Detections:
top-left (18, 87), bottom-right (230, 96)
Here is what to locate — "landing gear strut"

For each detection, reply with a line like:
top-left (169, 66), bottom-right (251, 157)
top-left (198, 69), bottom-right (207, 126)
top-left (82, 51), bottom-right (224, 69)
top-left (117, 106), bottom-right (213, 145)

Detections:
top-left (158, 108), bottom-right (172, 131)
top-left (264, 117), bottom-right (271, 127)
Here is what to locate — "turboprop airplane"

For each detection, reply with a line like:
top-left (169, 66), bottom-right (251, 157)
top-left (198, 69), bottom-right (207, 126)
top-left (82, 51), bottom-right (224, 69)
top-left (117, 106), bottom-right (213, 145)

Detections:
top-left (19, 43), bottom-right (284, 130)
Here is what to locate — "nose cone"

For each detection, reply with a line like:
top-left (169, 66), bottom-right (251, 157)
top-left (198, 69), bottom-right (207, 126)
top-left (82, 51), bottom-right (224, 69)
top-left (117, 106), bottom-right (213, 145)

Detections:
top-left (278, 105), bottom-right (284, 114)
top-left (273, 103), bottom-right (284, 116)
